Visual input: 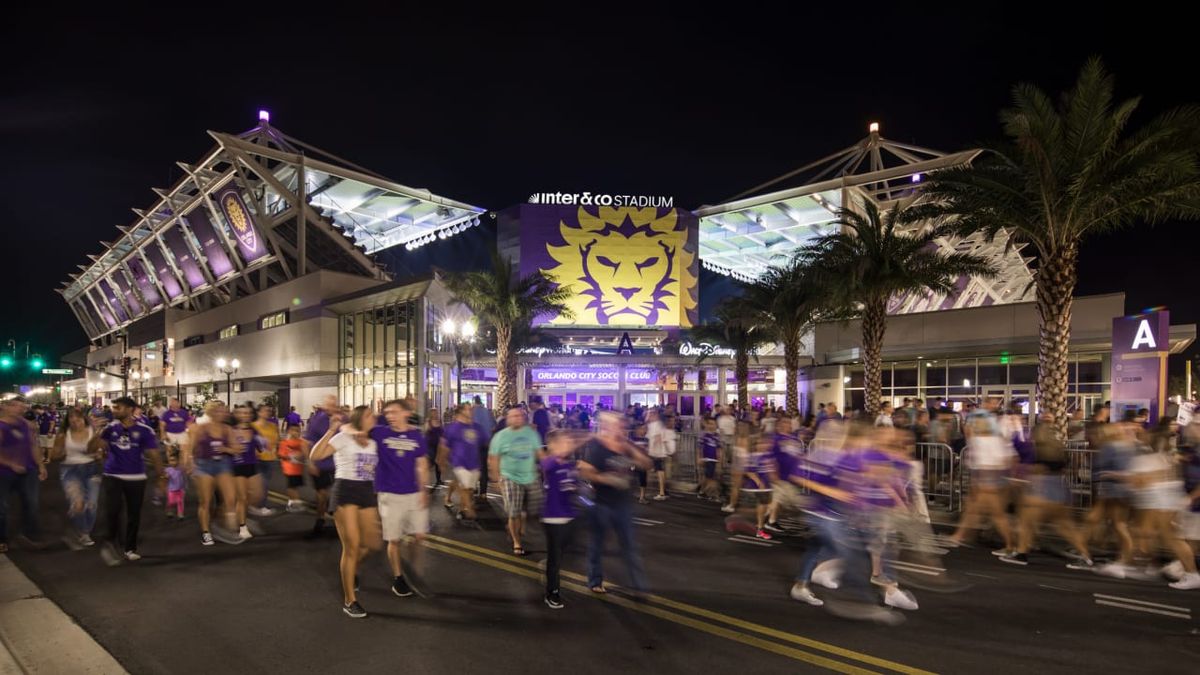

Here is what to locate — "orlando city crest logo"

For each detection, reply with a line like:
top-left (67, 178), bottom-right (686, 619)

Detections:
top-left (219, 190), bottom-right (257, 252)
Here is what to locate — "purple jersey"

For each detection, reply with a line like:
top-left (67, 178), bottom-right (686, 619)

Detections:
top-left (770, 432), bottom-right (803, 479)
top-left (742, 452), bottom-right (775, 489)
top-left (37, 412), bottom-right (56, 435)
top-left (161, 408), bottom-right (191, 434)
top-left (285, 411), bottom-right (302, 426)
top-left (700, 432), bottom-right (720, 461)
top-left (370, 426), bottom-right (425, 495)
top-left (0, 419), bottom-right (36, 476)
top-left (165, 466), bottom-right (187, 492)
top-left (232, 429), bottom-right (261, 465)
top-left (795, 447), bottom-right (842, 518)
top-left (192, 428), bottom-right (228, 460)
top-left (444, 421), bottom-right (482, 471)
top-left (541, 455), bottom-right (576, 521)
top-left (100, 421), bottom-right (158, 477)
top-left (304, 411), bottom-right (334, 471)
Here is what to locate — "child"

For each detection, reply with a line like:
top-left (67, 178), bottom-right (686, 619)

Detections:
top-left (630, 423), bottom-right (650, 504)
top-left (742, 435), bottom-right (777, 540)
top-left (541, 430), bottom-right (577, 609)
top-left (278, 424), bottom-right (306, 512)
top-left (698, 418), bottom-right (722, 501)
top-left (165, 452), bottom-right (186, 519)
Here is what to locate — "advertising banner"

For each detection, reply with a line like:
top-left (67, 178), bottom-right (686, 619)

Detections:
top-left (530, 367), bottom-right (657, 385)
top-left (518, 204), bottom-right (699, 328)
top-left (162, 225), bottom-right (207, 290)
top-left (215, 187), bottom-right (269, 263)
top-left (143, 242), bottom-right (183, 300)
top-left (125, 259), bottom-right (162, 310)
top-left (183, 208), bottom-right (235, 278)
top-left (1111, 310), bottom-right (1169, 423)
top-left (109, 270), bottom-right (142, 317)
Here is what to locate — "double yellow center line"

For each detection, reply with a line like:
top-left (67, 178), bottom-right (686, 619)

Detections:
top-left (424, 533), bottom-right (934, 675)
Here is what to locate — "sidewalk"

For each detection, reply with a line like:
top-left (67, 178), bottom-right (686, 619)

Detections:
top-left (0, 555), bottom-right (126, 674)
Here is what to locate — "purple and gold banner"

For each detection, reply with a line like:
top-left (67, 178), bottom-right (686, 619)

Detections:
top-left (1112, 310), bottom-right (1170, 423)
top-left (216, 187), bottom-right (268, 263)
top-left (143, 242), bottom-right (183, 300)
top-left (96, 278), bottom-right (127, 323)
top-left (517, 204), bottom-right (699, 328)
top-left (162, 225), bottom-right (207, 290)
top-left (184, 208), bottom-right (235, 278)
top-left (125, 259), bottom-right (162, 310)
top-left (109, 270), bottom-right (142, 317)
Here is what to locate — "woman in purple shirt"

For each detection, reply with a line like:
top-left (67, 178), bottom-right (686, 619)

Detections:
top-left (540, 429), bottom-right (577, 609)
top-left (184, 401), bottom-right (241, 547)
top-left (230, 405), bottom-right (263, 541)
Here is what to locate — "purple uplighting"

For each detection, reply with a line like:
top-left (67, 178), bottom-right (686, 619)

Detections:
top-left (258, 109), bottom-right (270, 123)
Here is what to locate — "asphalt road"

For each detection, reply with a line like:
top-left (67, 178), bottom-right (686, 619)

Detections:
top-left (5, 471), bottom-right (1200, 674)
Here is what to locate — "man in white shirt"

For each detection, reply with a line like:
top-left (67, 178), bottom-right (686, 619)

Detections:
top-left (646, 410), bottom-right (670, 501)
top-left (875, 402), bottom-right (895, 427)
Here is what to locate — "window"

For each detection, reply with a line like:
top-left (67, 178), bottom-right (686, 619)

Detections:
top-left (219, 325), bottom-right (239, 340)
top-left (183, 335), bottom-right (204, 348)
top-left (260, 311), bottom-right (288, 330)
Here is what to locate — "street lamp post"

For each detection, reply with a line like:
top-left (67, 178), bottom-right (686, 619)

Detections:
top-left (441, 319), bottom-right (476, 406)
top-left (131, 368), bottom-right (150, 405)
top-left (216, 357), bottom-right (241, 407)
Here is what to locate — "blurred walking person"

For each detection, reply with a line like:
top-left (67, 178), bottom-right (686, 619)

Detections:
top-left (90, 396), bottom-right (158, 564)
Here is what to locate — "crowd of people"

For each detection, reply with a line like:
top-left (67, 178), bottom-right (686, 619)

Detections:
top-left (2, 390), bottom-right (1199, 624)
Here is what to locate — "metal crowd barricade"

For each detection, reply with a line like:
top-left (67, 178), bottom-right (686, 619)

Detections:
top-left (1064, 440), bottom-right (1095, 510)
top-left (672, 430), bottom-right (700, 486)
top-left (915, 442), bottom-right (958, 512)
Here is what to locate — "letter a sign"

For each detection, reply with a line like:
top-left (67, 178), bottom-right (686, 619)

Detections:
top-left (1112, 310), bottom-right (1169, 424)
top-left (617, 332), bottom-right (635, 355)
top-left (1131, 320), bottom-right (1157, 350)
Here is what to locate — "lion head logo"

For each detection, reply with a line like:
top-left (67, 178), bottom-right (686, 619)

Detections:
top-left (542, 206), bottom-right (698, 327)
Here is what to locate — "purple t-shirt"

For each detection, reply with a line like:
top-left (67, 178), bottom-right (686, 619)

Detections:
top-left (304, 411), bottom-right (334, 471)
top-left (770, 432), bottom-right (803, 479)
top-left (444, 421), bottom-right (482, 471)
top-left (700, 432), bottom-right (720, 461)
top-left (285, 411), bottom-right (302, 426)
top-left (101, 421), bottom-right (158, 477)
top-left (232, 429), bottom-right (261, 465)
top-left (37, 412), bottom-right (56, 435)
top-left (0, 419), bottom-right (36, 476)
top-left (742, 452), bottom-right (775, 489)
top-left (541, 455), bottom-right (576, 521)
top-left (370, 425), bottom-right (425, 495)
top-left (161, 408), bottom-right (191, 434)
top-left (532, 408), bottom-right (551, 442)
top-left (166, 466), bottom-right (187, 492)
top-left (794, 447), bottom-right (841, 518)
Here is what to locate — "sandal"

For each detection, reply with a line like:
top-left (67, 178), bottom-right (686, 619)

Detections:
top-left (513, 546), bottom-right (526, 556)
top-left (590, 585), bottom-right (607, 594)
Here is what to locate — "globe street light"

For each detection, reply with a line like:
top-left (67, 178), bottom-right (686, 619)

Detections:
top-left (216, 357), bottom-right (240, 406)
top-left (441, 319), bottom-right (475, 405)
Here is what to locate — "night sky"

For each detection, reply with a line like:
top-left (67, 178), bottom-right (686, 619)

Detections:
top-left (2, 4), bottom-right (1196, 386)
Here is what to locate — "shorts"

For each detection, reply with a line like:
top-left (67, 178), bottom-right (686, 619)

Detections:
top-left (164, 432), bottom-right (189, 448)
top-left (970, 469), bottom-right (1007, 490)
top-left (378, 491), bottom-right (429, 540)
top-left (771, 481), bottom-right (801, 509)
top-left (744, 488), bottom-right (773, 506)
top-left (703, 460), bottom-right (717, 479)
top-left (193, 456), bottom-right (232, 477)
top-left (286, 474), bottom-right (304, 489)
top-left (652, 457), bottom-right (666, 472)
top-left (233, 463), bottom-right (258, 478)
top-left (501, 478), bottom-right (543, 519)
top-left (1180, 510), bottom-right (1200, 541)
top-left (331, 479), bottom-right (377, 509)
top-left (1029, 474), bottom-right (1068, 504)
top-left (38, 435), bottom-right (54, 449)
top-left (453, 467), bottom-right (480, 490)
top-left (313, 468), bottom-right (334, 491)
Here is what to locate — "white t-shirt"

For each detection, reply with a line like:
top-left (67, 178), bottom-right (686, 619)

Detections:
top-left (647, 420), bottom-right (667, 458)
top-left (329, 431), bottom-right (378, 482)
top-left (966, 434), bottom-right (1015, 470)
top-left (717, 414), bottom-right (735, 436)
top-left (62, 429), bottom-right (95, 465)
top-left (875, 413), bottom-right (894, 428)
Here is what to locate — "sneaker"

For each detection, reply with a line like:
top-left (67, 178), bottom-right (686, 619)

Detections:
top-left (720, 504), bottom-right (735, 513)
top-left (392, 576), bottom-right (414, 598)
top-left (286, 500), bottom-right (304, 513)
top-left (811, 564), bottom-right (842, 590)
top-left (652, 494), bottom-right (668, 501)
top-left (1169, 572), bottom-right (1200, 590)
top-left (763, 522), bottom-right (784, 534)
top-left (201, 532), bottom-right (215, 546)
top-left (249, 506), bottom-right (278, 517)
top-left (870, 574), bottom-right (896, 586)
top-left (789, 584), bottom-right (824, 606)
top-left (62, 534), bottom-right (83, 551)
top-left (343, 601), bottom-right (367, 618)
top-left (1096, 562), bottom-right (1129, 579)
top-left (1066, 558), bottom-right (1095, 571)
top-left (238, 526), bottom-right (253, 540)
top-left (1162, 560), bottom-right (1187, 581)
top-left (990, 548), bottom-right (1014, 557)
top-left (755, 529), bottom-right (773, 541)
top-left (99, 543), bottom-right (122, 567)
top-left (123, 551), bottom-right (141, 562)
top-left (999, 552), bottom-right (1029, 566)
top-left (884, 587), bottom-right (920, 611)
top-left (79, 534), bottom-right (95, 547)
top-left (637, 498), bottom-right (650, 505)
top-left (544, 592), bottom-right (564, 609)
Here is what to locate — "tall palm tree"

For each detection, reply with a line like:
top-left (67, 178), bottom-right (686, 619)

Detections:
top-left (913, 58), bottom-right (1200, 435)
top-left (443, 247), bottom-right (573, 411)
top-left (689, 300), bottom-right (777, 409)
top-left (797, 201), bottom-right (995, 418)
top-left (741, 261), bottom-right (823, 414)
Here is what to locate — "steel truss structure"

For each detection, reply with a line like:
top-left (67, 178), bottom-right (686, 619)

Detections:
top-left (59, 119), bottom-right (485, 342)
top-left (695, 125), bottom-right (1035, 311)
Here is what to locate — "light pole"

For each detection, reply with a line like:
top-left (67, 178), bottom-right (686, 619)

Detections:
top-left (131, 368), bottom-right (150, 405)
top-left (441, 319), bottom-right (476, 406)
top-left (216, 357), bottom-right (240, 407)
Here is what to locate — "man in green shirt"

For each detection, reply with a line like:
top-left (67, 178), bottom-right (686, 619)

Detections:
top-left (489, 407), bottom-right (543, 555)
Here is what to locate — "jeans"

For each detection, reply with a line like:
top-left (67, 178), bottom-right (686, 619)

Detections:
top-left (797, 514), bottom-right (873, 602)
top-left (59, 463), bottom-right (101, 535)
top-left (543, 520), bottom-right (576, 595)
top-left (587, 499), bottom-right (647, 592)
top-left (257, 460), bottom-right (277, 506)
top-left (101, 476), bottom-right (146, 553)
top-left (0, 470), bottom-right (40, 543)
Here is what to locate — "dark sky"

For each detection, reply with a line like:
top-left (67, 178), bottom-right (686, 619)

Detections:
top-left (2, 4), bottom-right (1196, 384)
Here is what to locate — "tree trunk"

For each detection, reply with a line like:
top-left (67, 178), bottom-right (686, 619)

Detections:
top-left (861, 296), bottom-right (888, 418)
top-left (736, 352), bottom-right (749, 409)
top-left (1035, 244), bottom-right (1078, 440)
top-left (495, 324), bottom-right (517, 411)
top-left (783, 328), bottom-right (800, 414)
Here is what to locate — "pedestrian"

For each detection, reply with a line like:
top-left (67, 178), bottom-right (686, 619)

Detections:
top-left (284, 406), bottom-right (303, 433)
top-left (741, 433), bottom-right (776, 540)
top-left (0, 396), bottom-right (46, 553)
top-left (371, 399), bottom-right (430, 602)
top-left (184, 401), bottom-right (241, 546)
top-left (647, 410), bottom-right (670, 501)
top-left (89, 396), bottom-right (158, 564)
top-left (164, 450), bottom-right (186, 519)
top-left (424, 409), bottom-right (444, 489)
top-left (309, 405), bottom-right (381, 618)
top-left (230, 405), bottom-right (265, 540)
top-left (947, 415), bottom-right (1016, 552)
top-left (250, 404), bottom-right (280, 517)
top-left (443, 404), bottom-right (482, 522)
top-left (279, 424), bottom-right (306, 511)
top-left (630, 421), bottom-right (650, 504)
top-left (722, 422), bottom-right (752, 514)
top-left (697, 417), bottom-right (721, 501)
top-left (471, 396), bottom-right (493, 501)
top-left (541, 429), bottom-right (577, 609)
top-left (577, 410), bottom-right (651, 595)
top-left (303, 395), bottom-right (341, 538)
top-left (489, 407), bottom-right (544, 556)
top-left (53, 407), bottom-right (100, 547)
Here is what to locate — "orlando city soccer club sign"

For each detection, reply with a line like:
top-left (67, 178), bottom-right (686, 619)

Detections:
top-left (1111, 310), bottom-right (1169, 423)
top-left (216, 187), bottom-right (268, 263)
top-left (517, 203), bottom-right (700, 328)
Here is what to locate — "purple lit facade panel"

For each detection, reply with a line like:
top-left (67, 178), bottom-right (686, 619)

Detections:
top-left (184, 209), bottom-right (234, 278)
top-left (126, 259), bottom-right (162, 310)
top-left (110, 270), bottom-right (142, 317)
top-left (162, 225), bottom-right (207, 290)
top-left (87, 288), bottom-right (116, 328)
top-left (97, 278), bottom-right (128, 323)
top-left (143, 243), bottom-right (183, 300)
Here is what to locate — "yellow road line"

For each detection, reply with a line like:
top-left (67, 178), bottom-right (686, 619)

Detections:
top-left (426, 534), bottom-right (934, 675)
top-left (423, 540), bottom-right (880, 675)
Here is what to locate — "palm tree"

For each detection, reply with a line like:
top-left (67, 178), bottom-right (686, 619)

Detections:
top-left (741, 261), bottom-right (823, 414)
top-left (689, 300), bottom-right (777, 409)
top-left (796, 201), bottom-right (995, 418)
top-left (443, 247), bottom-right (573, 411)
top-left (913, 58), bottom-right (1200, 435)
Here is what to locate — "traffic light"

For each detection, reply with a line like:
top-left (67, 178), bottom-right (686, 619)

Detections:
top-left (0, 354), bottom-right (11, 369)
top-left (30, 355), bottom-right (44, 370)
